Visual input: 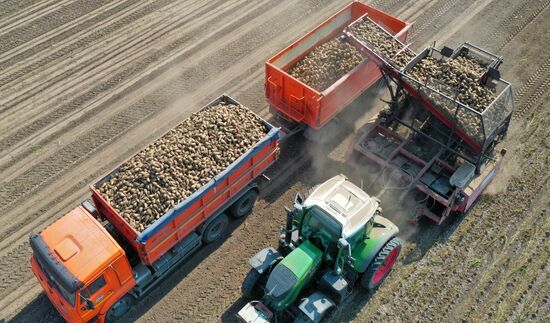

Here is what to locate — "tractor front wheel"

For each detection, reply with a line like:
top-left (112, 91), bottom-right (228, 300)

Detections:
top-left (241, 269), bottom-right (262, 298)
top-left (361, 237), bottom-right (402, 290)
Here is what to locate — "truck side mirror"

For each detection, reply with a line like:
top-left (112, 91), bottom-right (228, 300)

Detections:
top-left (82, 295), bottom-right (95, 311)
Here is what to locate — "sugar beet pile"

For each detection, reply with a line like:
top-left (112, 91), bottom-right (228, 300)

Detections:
top-left (288, 37), bottom-right (363, 91)
top-left (348, 18), bottom-right (416, 68)
top-left (98, 103), bottom-right (267, 231)
top-left (349, 18), bottom-right (497, 113)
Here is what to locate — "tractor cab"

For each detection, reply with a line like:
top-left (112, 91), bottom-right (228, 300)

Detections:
top-left (29, 205), bottom-right (134, 322)
top-left (291, 175), bottom-right (380, 270)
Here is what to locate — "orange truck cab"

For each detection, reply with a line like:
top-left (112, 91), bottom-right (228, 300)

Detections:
top-left (30, 205), bottom-right (135, 322)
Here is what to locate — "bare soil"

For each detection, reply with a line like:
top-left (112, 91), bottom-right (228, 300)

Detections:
top-left (0, 0), bottom-right (548, 322)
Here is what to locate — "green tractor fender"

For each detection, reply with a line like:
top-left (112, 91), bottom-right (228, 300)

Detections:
top-left (249, 247), bottom-right (281, 275)
top-left (352, 215), bottom-right (399, 273)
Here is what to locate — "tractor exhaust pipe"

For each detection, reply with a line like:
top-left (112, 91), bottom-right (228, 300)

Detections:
top-left (284, 207), bottom-right (293, 245)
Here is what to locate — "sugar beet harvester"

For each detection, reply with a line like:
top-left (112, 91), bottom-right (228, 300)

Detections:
top-left (342, 13), bottom-right (514, 224)
top-left (237, 175), bottom-right (401, 323)
top-left (29, 95), bottom-right (279, 323)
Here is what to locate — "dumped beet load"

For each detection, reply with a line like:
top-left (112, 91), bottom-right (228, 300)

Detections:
top-left (347, 15), bottom-right (416, 69)
top-left (287, 37), bottom-right (364, 92)
top-left (265, 2), bottom-right (412, 139)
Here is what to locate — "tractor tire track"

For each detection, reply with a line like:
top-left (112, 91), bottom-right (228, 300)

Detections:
top-left (0, 243), bottom-right (32, 301)
top-left (409, 0), bottom-right (458, 40)
top-left (513, 59), bottom-right (550, 120)
top-left (0, 0), bottom-right (78, 38)
top-left (0, 0), bottom-right (147, 87)
top-left (0, 0), bottom-right (238, 154)
top-left (0, 0), bottom-right (43, 21)
top-left (371, 0), bottom-right (410, 12)
top-left (492, 0), bottom-right (550, 53)
top-left (0, 0), bottom-right (197, 119)
top-left (0, 0), bottom-right (113, 55)
top-left (0, 0), bottom-right (275, 219)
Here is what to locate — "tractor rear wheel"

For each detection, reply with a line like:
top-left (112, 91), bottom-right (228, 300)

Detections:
top-left (241, 268), bottom-right (261, 298)
top-left (361, 237), bottom-right (401, 290)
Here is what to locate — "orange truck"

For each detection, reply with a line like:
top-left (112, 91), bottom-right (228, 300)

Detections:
top-left (29, 95), bottom-right (279, 322)
top-left (265, 1), bottom-right (411, 140)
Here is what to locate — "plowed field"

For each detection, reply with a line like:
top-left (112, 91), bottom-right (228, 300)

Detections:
top-left (0, 0), bottom-right (548, 322)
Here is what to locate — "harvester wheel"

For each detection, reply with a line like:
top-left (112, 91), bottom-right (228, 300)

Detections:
top-left (361, 237), bottom-right (402, 290)
top-left (241, 269), bottom-right (261, 298)
top-left (229, 190), bottom-right (258, 218)
top-left (202, 213), bottom-right (229, 244)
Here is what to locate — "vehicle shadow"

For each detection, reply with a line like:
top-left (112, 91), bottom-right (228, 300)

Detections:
top-left (7, 292), bottom-right (63, 323)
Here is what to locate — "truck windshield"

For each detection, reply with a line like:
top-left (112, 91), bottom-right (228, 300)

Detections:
top-left (35, 256), bottom-right (76, 307)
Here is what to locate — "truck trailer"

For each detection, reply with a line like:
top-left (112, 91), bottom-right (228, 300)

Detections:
top-left (29, 95), bottom-right (279, 322)
top-left (265, 1), bottom-right (411, 140)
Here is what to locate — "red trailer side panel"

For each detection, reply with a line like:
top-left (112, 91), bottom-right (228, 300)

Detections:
top-left (266, 2), bottom-right (410, 129)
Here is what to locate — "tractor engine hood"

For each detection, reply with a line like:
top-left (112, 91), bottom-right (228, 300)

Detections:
top-left (264, 240), bottom-right (322, 311)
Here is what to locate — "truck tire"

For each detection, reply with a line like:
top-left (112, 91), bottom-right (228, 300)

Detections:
top-left (241, 268), bottom-right (261, 298)
top-left (202, 213), bottom-right (229, 244)
top-left (229, 190), bottom-right (258, 218)
top-left (361, 237), bottom-right (401, 290)
top-left (105, 294), bottom-right (134, 322)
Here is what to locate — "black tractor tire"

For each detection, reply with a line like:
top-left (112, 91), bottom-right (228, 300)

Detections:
top-left (202, 213), bottom-right (229, 244)
top-left (229, 190), bottom-right (258, 218)
top-left (105, 294), bottom-right (134, 322)
top-left (361, 237), bottom-right (402, 290)
top-left (241, 268), bottom-right (262, 299)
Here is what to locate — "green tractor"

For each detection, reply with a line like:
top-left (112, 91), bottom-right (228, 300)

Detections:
top-left (237, 174), bottom-right (402, 323)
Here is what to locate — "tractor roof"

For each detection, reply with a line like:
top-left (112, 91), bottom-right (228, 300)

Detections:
top-left (304, 174), bottom-right (379, 237)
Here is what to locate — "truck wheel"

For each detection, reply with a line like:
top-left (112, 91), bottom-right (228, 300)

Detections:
top-left (361, 237), bottom-right (401, 290)
top-left (241, 268), bottom-right (261, 298)
top-left (202, 213), bottom-right (229, 244)
top-left (229, 190), bottom-right (258, 218)
top-left (105, 294), bottom-right (134, 322)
